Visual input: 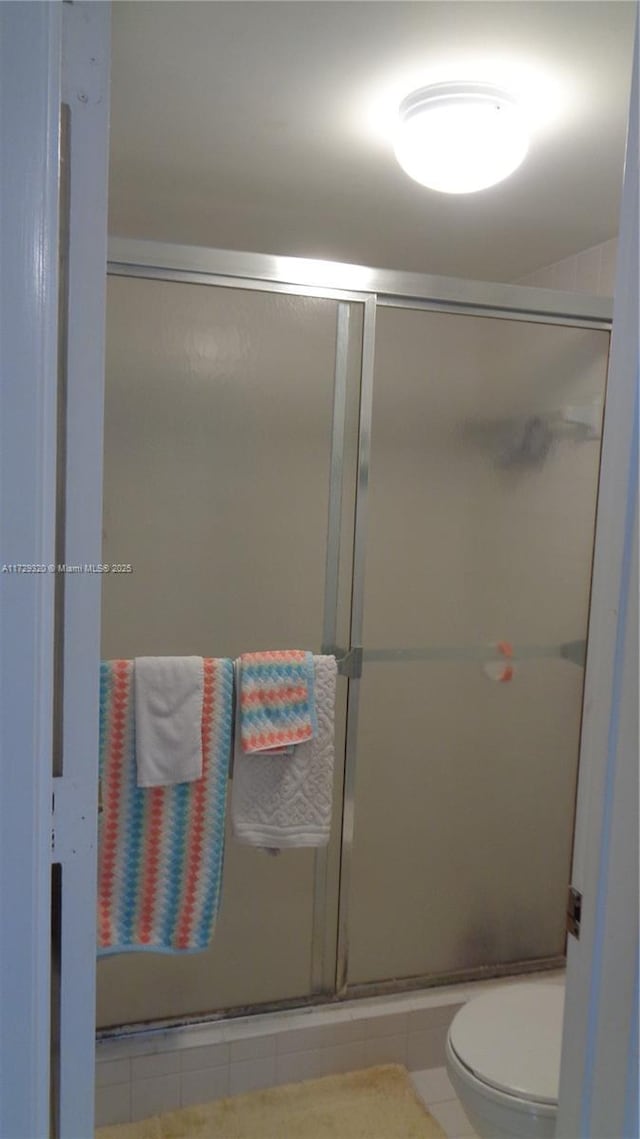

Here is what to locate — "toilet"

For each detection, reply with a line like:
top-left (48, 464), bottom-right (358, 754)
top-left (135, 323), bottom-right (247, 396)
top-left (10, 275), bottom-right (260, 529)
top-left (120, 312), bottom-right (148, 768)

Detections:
top-left (445, 982), bottom-right (565, 1139)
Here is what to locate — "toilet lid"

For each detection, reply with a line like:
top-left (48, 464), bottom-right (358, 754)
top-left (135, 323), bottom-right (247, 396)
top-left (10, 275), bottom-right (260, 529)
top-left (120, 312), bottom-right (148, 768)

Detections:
top-left (449, 983), bottom-right (564, 1105)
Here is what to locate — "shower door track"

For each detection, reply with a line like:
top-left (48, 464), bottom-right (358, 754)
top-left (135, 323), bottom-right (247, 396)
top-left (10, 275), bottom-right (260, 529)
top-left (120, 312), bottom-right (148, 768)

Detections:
top-left (107, 238), bottom-right (612, 329)
top-left (106, 237), bottom-right (612, 1016)
top-left (96, 952), bottom-right (567, 1042)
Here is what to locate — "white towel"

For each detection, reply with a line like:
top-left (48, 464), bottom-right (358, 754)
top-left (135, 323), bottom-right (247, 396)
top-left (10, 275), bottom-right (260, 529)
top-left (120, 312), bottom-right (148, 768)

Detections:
top-left (231, 655), bottom-right (337, 848)
top-left (134, 656), bottom-right (204, 787)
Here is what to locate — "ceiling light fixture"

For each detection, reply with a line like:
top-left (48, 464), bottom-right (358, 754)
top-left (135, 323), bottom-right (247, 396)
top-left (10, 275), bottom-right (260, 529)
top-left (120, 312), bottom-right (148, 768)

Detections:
top-left (394, 81), bottom-right (529, 194)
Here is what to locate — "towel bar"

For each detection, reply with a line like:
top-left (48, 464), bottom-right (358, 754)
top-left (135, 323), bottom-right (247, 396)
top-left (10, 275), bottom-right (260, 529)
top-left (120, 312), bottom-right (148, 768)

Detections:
top-left (328, 640), bottom-right (586, 673)
top-left (327, 647), bottom-right (363, 680)
top-left (362, 640), bottom-right (586, 667)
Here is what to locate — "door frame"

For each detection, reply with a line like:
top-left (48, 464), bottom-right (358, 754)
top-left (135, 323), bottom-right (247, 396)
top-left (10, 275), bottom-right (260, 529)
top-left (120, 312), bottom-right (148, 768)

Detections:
top-left (0, 4), bottom-right (62, 1134)
top-left (556, 14), bottom-right (638, 1138)
top-left (0, 3), bottom-right (110, 1137)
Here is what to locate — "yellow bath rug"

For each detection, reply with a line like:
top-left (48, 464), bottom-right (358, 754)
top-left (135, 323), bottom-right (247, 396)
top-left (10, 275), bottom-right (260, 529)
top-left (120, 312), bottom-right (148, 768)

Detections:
top-left (96, 1063), bottom-right (447, 1139)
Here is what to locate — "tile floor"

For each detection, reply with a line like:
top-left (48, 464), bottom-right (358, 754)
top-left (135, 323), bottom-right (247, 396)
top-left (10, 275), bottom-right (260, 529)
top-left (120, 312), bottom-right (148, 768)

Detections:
top-left (411, 1067), bottom-right (479, 1139)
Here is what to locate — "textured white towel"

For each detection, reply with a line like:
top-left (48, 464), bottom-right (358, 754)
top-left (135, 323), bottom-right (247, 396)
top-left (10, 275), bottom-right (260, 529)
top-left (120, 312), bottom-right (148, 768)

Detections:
top-left (231, 655), bottom-right (337, 848)
top-left (134, 657), bottom-right (204, 787)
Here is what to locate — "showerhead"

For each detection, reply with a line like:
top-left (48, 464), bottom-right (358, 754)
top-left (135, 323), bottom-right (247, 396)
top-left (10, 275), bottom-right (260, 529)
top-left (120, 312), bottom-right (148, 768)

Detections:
top-left (460, 399), bottom-right (602, 471)
top-left (499, 415), bottom-right (554, 469)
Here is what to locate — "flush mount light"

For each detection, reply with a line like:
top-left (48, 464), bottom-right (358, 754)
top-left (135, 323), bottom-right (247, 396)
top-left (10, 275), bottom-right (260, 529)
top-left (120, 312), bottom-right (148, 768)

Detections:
top-left (394, 81), bottom-right (529, 194)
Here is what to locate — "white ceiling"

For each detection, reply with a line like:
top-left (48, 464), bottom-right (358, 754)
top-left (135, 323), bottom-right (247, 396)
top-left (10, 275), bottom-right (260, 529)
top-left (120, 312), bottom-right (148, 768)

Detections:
top-left (108, 1), bottom-right (636, 282)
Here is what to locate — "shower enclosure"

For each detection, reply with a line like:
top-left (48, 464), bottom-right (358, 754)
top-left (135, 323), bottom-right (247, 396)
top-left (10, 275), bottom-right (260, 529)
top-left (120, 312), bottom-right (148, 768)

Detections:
top-left (98, 240), bottom-right (610, 1031)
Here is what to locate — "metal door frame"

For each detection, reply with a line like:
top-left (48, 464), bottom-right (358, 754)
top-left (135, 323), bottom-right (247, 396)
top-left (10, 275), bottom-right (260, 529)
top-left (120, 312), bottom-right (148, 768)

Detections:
top-left (106, 235), bottom-right (612, 1014)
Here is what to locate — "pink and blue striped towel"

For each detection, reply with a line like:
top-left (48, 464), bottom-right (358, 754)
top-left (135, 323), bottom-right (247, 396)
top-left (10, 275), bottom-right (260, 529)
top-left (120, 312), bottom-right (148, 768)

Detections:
top-left (238, 650), bottom-right (317, 754)
top-left (97, 657), bottom-right (233, 955)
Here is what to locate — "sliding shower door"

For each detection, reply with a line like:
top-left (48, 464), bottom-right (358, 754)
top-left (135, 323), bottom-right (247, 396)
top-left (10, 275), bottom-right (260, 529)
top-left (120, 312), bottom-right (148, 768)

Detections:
top-left (99, 250), bottom-right (612, 1027)
top-left (98, 275), bottom-right (361, 1026)
top-left (345, 306), bottom-right (610, 987)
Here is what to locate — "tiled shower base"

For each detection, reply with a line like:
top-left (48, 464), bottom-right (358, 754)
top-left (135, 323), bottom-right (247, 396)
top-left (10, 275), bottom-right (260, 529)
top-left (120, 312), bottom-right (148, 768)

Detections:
top-left (95, 969), bottom-right (564, 1131)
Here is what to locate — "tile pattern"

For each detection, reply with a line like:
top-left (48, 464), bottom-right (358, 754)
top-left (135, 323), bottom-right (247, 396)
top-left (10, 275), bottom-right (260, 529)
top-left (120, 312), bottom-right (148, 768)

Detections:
top-left (516, 237), bottom-right (618, 297)
top-left (411, 1068), bottom-right (479, 1138)
top-left (95, 969), bottom-right (564, 1128)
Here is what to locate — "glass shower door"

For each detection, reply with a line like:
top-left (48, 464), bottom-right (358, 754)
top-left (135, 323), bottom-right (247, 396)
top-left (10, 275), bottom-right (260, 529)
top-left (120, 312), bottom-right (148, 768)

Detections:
top-left (346, 306), bottom-right (610, 987)
top-left (98, 275), bottom-right (361, 1026)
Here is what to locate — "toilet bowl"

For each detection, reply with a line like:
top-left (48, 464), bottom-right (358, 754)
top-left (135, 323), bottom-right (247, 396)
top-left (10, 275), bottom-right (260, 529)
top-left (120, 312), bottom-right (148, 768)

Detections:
top-left (445, 982), bottom-right (564, 1139)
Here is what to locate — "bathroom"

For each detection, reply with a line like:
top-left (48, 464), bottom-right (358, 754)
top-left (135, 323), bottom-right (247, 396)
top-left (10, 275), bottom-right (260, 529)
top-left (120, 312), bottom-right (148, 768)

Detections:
top-left (101, 1), bottom-right (636, 1135)
top-left (0, 2), bottom-right (636, 1138)
top-left (89, 3), bottom-right (637, 1136)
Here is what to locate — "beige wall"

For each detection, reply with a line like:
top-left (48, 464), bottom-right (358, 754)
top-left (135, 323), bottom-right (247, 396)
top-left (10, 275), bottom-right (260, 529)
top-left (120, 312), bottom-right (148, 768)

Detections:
top-left (516, 237), bottom-right (618, 295)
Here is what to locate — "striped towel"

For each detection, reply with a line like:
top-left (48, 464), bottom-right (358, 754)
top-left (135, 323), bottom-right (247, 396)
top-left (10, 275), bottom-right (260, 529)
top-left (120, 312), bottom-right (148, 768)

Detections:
top-left (238, 650), bottom-right (317, 754)
top-left (97, 658), bottom-right (233, 955)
